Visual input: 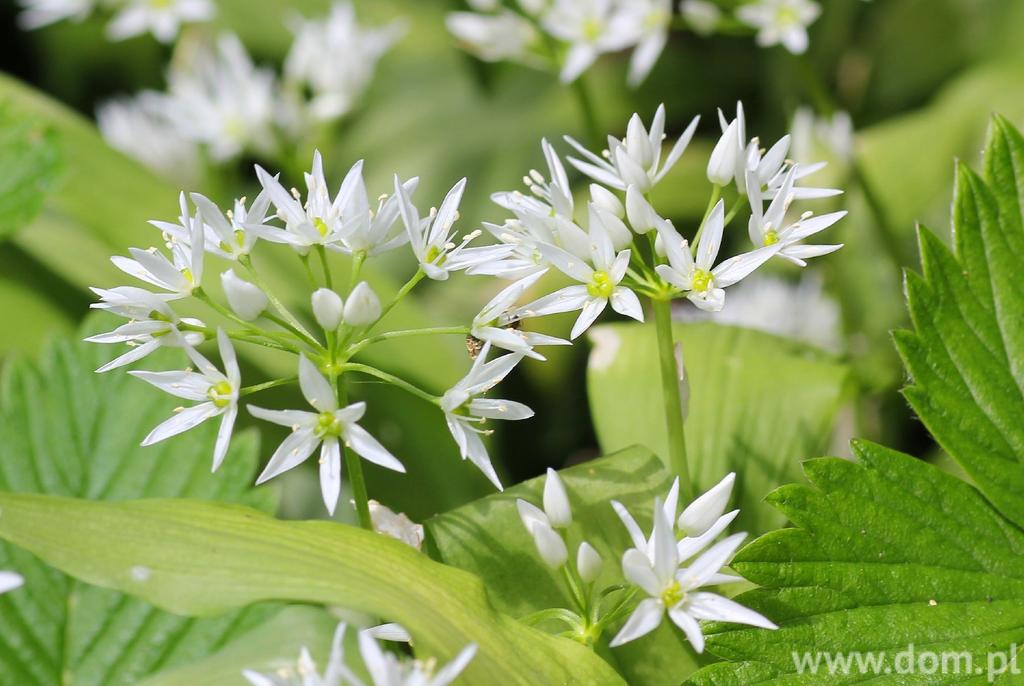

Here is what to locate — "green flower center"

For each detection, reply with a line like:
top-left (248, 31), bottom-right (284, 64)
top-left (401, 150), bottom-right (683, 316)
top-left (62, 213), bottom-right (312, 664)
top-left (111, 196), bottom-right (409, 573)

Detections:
top-left (219, 230), bottom-right (248, 255)
top-left (314, 217), bottom-right (329, 237)
top-left (582, 17), bottom-right (603, 41)
top-left (763, 229), bottom-right (779, 246)
top-left (776, 6), bottom-right (799, 25)
top-left (425, 244), bottom-right (447, 265)
top-left (587, 270), bottom-right (615, 298)
top-left (207, 381), bottom-right (234, 408)
top-left (315, 411), bottom-right (342, 439)
top-left (181, 268), bottom-right (194, 285)
top-left (691, 268), bottom-right (713, 293)
top-left (661, 580), bottom-right (685, 608)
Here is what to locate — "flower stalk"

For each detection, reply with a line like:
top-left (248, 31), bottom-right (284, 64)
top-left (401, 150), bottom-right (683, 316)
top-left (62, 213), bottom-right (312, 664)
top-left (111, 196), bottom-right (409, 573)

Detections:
top-left (651, 295), bottom-right (693, 498)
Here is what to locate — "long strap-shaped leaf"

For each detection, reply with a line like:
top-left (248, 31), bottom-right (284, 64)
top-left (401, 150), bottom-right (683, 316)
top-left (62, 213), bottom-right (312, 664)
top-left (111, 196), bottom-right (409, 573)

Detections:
top-left (0, 493), bottom-right (624, 685)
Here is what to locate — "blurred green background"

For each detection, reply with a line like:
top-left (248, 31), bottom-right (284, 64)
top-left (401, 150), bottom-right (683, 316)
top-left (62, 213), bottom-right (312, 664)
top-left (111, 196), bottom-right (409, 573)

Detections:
top-left (1, 0), bottom-right (1022, 524)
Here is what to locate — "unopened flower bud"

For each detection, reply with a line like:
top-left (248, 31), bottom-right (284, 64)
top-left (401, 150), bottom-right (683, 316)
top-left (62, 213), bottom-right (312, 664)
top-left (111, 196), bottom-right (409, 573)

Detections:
top-left (577, 541), bottom-right (603, 583)
top-left (221, 269), bottom-right (267, 321)
top-left (625, 185), bottom-right (660, 234)
top-left (312, 288), bottom-right (344, 330)
top-left (707, 119), bottom-right (741, 185)
top-left (589, 184), bottom-right (624, 218)
top-left (344, 281), bottom-right (381, 327)
top-left (679, 472), bottom-right (735, 536)
top-left (543, 467), bottom-right (572, 528)
top-left (533, 521), bottom-right (568, 569)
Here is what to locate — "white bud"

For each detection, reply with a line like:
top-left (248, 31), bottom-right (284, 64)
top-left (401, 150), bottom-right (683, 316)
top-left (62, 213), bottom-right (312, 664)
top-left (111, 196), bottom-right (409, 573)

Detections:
top-left (220, 269), bottom-right (267, 321)
top-left (625, 185), bottom-right (660, 234)
top-left (589, 203), bottom-right (632, 252)
top-left (344, 281), bottom-right (381, 327)
top-left (589, 184), bottom-right (624, 218)
top-left (707, 119), bottom-right (741, 185)
top-left (681, 0), bottom-right (722, 35)
top-left (532, 521), bottom-right (568, 569)
top-left (543, 468), bottom-right (572, 528)
top-left (312, 288), bottom-right (344, 330)
top-left (679, 472), bottom-right (735, 536)
top-left (576, 541), bottom-right (603, 583)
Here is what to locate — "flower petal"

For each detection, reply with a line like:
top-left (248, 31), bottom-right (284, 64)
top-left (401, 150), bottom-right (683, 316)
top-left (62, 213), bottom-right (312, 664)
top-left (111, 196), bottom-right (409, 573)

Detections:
top-left (609, 598), bottom-right (664, 647)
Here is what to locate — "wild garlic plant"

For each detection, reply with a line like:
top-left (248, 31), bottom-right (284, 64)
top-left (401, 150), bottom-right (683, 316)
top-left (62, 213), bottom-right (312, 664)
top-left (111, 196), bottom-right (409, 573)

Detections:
top-left (446, 0), bottom-right (822, 89)
top-left (516, 470), bottom-right (776, 651)
top-left (87, 101), bottom-right (844, 532)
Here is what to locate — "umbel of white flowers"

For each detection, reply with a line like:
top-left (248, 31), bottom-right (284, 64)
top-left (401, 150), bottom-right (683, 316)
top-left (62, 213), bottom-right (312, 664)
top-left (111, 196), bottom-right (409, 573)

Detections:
top-left (446, 0), bottom-right (823, 87)
top-left (88, 101), bottom-right (843, 516)
top-left (516, 470), bottom-right (776, 652)
top-left (242, 621), bottom-right (476, 686)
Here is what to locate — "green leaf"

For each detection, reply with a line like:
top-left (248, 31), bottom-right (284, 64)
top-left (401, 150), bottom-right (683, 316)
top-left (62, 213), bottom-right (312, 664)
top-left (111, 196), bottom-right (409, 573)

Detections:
top-left (586, 321), bottom-right (850, 532)
top-left (894, 116), bottom-right (1024, 529)
top-left (427, 446), bottom-right (704, 685)
top-left (0, 494), bottom-right (625, 686)
top-left (0, 104), bottom-right (61, 239)
top-left (685, 441), bottom-right (1024, 685)
top-left (686, 115), bottom-right (1024, 684)
top-left (136, 606), bottom-right (341, 686)
top-left (0, 333), bottom-right (277, 686)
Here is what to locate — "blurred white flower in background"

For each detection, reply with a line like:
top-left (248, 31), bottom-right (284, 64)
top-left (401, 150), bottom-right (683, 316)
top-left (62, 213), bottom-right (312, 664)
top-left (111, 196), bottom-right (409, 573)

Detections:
top-left (284, 2), bottom-right (406, 123)
top-left (541, 0), bottom-right (640, 84)
top-left (17, 0), bottom-right (94, 30)
top-left (791, 106), bottom-right (855, 165)
top-left (446, 10), bottom-right (539, 64)
top-left (165, 33), bottom-right (278, 162)
top-left (96, 92), bottom-right (200, 183)
top-left (736, 0), bottom-right (821, 54)
top-left (679, 0), bottom-right (722, 36)
top-left (107, 0), bottom-right (214, 43)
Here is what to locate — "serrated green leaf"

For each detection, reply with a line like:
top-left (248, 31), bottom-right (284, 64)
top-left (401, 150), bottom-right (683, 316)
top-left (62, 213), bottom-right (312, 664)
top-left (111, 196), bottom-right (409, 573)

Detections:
top-left (586, 321), bottom-right (850, 533)
top-left (0, 493), bottom-right (625, 686)
top-left (894, 119), bottom-right (1024, 529)
top-left (0, 105), bottom-right (61, 239)
top-left (0, 333), bottom-right (277, 686)
top-left (685, 442), bottom-right (1024, 685)
top-left (426, 445), bottom-right (706, 685)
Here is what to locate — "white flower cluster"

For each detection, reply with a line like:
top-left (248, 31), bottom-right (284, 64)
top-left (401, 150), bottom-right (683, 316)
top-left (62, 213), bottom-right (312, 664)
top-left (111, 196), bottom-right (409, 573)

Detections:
top-left (89, 101), bottom-right (844, 518)
top-left (446, 0), bottom-right (822, 87)
top-left (516, 469), bottom-right (776, 652)
top-left (243, 621), bottom-right (476, 686)
top-left (97, 3), bottom-right (403, 181)
top-left (17, 0), bottom-right (213, 43)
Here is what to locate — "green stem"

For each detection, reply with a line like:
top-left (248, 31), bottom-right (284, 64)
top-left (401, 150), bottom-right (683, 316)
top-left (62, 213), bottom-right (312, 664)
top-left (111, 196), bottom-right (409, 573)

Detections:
top-left (239, 377), bottom-right (297, 397)
top-left (240, 257), bottom-right (323, 349)
top-left (369, 269), bottom-right (425, 334)
top-left (339, 363), bottom-right (439, 406)
top-left (299, 254), bottom-right (319, 290)
top-left (337, 380), bottom-right (373, 531)
top-left (264, 313), bottom-right (325, 353)
top-left (316, 245), bottom-right (333, 290)
top-left (348, 250), bottom-right (366, 293)
top-left (651, 297), bottom-right (693, 497)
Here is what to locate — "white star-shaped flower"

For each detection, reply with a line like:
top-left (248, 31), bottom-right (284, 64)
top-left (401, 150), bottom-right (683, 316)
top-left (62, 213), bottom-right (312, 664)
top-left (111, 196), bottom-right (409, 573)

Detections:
top-left (107, 0), bottom-right (213, 43)
top-left (248, 356), bottom-right (405, 514)
top-left (517, 208), bottom-right (643, 339)
top-left (394, 175), bottom-right (481, 280)
top-left (441, 343), bottom-right (532, 490)
top-left (130, 329), bottom-right (241, 472)
top-left (542, 0), bottom-right (640, 83)
top-left (746, 166), bottom-right (845, 266)
top-left (654, 201), bottom-right (778, 312)
top-left (565, 105), bottom-right (699, 192)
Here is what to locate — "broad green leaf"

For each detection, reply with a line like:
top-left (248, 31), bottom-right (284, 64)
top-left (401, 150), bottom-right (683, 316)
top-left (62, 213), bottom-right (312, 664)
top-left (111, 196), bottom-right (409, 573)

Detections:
top-left (0, 494), bottom-right (626, 686)
top-left (586, 321), bottom-right (850, 532)
top-left (893, 115), bottom-right (1024, 529)
top-left (685, 441), bottom-right (1024, 685)
top-left (137, 606), bottom-right (340, 686)
top-left (0, 104), bottom-right (61, 239)
top-left (426, 446), bottom-right (705, 685)
top-left (0, 334), bottom-right (277, 686)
